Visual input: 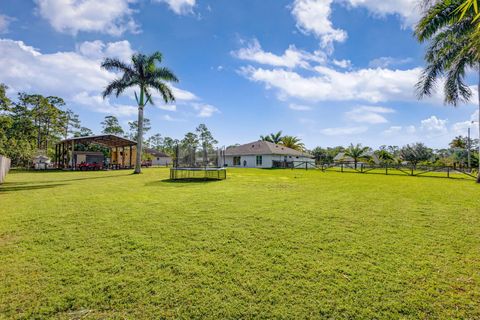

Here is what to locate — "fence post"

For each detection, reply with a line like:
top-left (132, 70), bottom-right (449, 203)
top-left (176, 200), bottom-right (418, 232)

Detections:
top-left (447, 166), bottom-right (450, 178)
top-left (411, 166), bottom-right (414, 176)
top-left (361, 163), bottom-right (363, 173)
top-left (341, 163), bottom-right (343, 173)
top-left (385, 164), bottom-right (388, 175)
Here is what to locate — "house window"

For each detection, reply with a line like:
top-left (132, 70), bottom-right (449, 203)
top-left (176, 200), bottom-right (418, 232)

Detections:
top-left (256, 155), bottom-right (262, 166)
top-left (233, 156), bottom-right (241, 166)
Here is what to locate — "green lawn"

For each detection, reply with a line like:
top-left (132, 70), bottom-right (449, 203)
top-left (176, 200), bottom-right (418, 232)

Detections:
top-left (1, 168), bottom-right (479, 319)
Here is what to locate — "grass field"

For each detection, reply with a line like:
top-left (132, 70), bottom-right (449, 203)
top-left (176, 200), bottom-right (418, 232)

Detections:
top-left (1, 168), bottom-right (479, 319)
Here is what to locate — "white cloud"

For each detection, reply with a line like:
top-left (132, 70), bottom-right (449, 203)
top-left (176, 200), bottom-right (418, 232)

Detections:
top-left (291, 0), bottom-right (347, 48)
top-left (192, 103), bottom-right (219, 118)
top-left (76, 40), bottom-right (134, 62)
top-left (157, 104), bottom-right (177, 112)
top-left (320, 126), bottom-right (368, 136)
top-left (333, 59), bottom-right (351, 68)
top-left (34, 0), bottom-right (139, 36)
top-left (451, 110), bottom-right (479, 136)
top-left (0, 39), bottom-right (114, 97)
top-left (154, 0), bottom-right (196, 15)
top-left (0, 14), bottom-right (15, 34)
top-left (0, 38), bottom-right (200, 118)
top-left (161, 114), bottom-right (185, 122)
top-left (345, 105), bottom-right (395, 124)
top-left (369, 56), bottom-right (413, 68)
top-left (289, 103), bottom-right (312, 111)
top-left (341, 0), bottom-right (421, 27)
top-left (383, 126), bottom-right (403, 135)
top-left (240, 65), bottom-right (423, 103)
top-left (420, 115), bottom-right (448, 136)
top-left (170, 86), bottom-right (198, 101)
top-left (232, 38), bottom-right (326, 69)
top-left (406, 125), bottom-right (416, 134)
top-left (72, 92), bottom-right (138, 117)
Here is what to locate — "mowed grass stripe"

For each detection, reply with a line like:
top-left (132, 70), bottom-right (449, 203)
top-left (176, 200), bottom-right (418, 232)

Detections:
top-left (0, 168), bottom-right (479, 319)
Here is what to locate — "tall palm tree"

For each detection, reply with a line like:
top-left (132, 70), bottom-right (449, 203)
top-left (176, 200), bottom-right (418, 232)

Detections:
top-left (260, 131), bottom-right (283, 144)
top-left (101, 52), bottom-right (178, 174)
top-left (344, 144), bottom-right (371, 169)
top-left (280, 135), bottom-right (305, 151)
top-left (416, 0), bottom-right (480, 182)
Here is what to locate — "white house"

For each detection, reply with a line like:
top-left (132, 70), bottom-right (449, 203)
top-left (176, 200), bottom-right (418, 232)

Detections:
top-left (145, 148), bottom-right (172, 166)
top-left (224, 140), bottom-right (314, 168)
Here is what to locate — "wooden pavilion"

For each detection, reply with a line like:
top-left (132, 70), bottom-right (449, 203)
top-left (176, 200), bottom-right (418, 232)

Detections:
top-left (54, 135), bottom-right (137, 170)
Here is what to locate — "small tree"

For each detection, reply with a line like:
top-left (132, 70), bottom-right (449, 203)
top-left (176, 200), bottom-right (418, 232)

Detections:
top-left (181, 132), bottom-right (199, 166)
top-left (375, 149), bottom-right (395, 164)
top-left (128, 118), bottom-right (151, 142)
top-left (400, 143), bottom-right (433, 168)
top-left (63, 109), bottom-right (81, 139)
top-left (101, 115), bottom-right (124, 136)
top-left (74, 127), bottom-right (94, 137)
top-left (344, 143), bottom-right (371, 169)
top-left (196, 124), bottom-right (218, 165)
top-left (146, 133), bottom-right (164, 150)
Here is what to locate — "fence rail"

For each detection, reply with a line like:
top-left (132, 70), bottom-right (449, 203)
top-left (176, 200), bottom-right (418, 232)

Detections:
top-left (318, 162), bottom-right (477, 180)
top-left (291, 161), bottom-right (477, 180)
top-left (0, 154), bottom-right (11, 184)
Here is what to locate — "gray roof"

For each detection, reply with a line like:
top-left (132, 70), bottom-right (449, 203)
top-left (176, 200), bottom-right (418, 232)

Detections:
top-left (59, 134), bottom-right (136, 147)
top-left (144, 148), bottom-right (170, 158)
top-left (225, 141), bottom-right (312, 157)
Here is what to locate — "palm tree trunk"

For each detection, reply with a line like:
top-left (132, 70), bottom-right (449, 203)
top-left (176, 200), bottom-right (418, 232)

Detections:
top-left (134, 87), bottom-right (144, 174)
top-left (477, 64), bottom-right (480, 183)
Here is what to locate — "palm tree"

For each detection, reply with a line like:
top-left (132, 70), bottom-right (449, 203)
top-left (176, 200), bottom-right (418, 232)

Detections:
top-left (280, 136), bottom-right (305, 151)
top-left (416, 0), bottom-right (480, 182)
top-left (344, 144), bottom-right (371, 169)
top-left (260, 131), bottom-right (283, 144)
top-left (101, 52), bottom-right (178, 174)
top-left (375, 149), bottom-right (395, 164)
top-left (450, 135), bottom-right (468, 148)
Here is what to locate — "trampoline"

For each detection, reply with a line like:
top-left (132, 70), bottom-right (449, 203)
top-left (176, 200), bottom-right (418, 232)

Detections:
top-left (170, 167), bottom-right (227, 180)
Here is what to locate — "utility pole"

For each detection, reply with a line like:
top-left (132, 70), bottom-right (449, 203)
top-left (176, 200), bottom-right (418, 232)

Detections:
top-left (467, 127), bottom-right (471, 169)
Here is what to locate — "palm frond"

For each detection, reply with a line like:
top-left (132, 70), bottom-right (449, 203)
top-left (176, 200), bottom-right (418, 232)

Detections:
top-left (101, 58), bottom-right (135, 75)
top-left (151, 67), bottom-right (179, 82)
top-left (150, 80), bottom-right (175, 104)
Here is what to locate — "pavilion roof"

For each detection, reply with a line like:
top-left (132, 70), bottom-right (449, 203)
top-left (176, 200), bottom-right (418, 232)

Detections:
top-left (58, 135), bottom-right (137, 148)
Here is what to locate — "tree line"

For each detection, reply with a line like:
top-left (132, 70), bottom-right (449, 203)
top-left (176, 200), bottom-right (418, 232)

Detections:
top-left (258, 130), bottom-right (479, 170)
top-left (0, 82), bottom-right (219, 167)
top-left (310, 141), bottom-right (479, 170)
top-left (0, 84), bottom-right (91, 166)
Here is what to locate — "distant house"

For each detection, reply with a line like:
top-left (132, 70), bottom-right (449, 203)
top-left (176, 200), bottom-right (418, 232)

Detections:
top-left (144, 148), bottom-right (172, 166)
top-left (333, 152), bottom-right (380, 164)
top-left (224, 140), bottom-right (314, 168)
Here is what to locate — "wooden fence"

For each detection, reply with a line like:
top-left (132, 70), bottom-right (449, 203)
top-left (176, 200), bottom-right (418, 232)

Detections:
top-left (291, 161), bottom-right (478, 180)
top-left (0, 154), bottom-right (11, 184)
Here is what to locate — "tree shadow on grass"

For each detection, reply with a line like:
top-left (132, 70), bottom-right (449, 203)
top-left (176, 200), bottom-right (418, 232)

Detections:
top-left (4, 173), bottom-right (132, 186)
top-left (0, 183), bottom-right (68, 193)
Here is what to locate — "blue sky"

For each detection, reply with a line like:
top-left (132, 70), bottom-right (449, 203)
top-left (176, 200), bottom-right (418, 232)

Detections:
top-left (0, 0), bottom-right (478, 149)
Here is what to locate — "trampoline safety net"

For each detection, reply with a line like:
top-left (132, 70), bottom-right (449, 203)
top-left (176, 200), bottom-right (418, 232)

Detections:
top-left (170, 144), bottom-right (227, 180)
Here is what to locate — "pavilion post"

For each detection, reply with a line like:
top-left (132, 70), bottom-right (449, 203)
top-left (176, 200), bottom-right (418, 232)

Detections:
top-left (71, 140), bottom-right (75, 170)
top-left (130, 146), bottom-right (133, 168)
top-left (54, 144), bottom-right (57, 169)
top-left (122, 146), bottom-right (125, 168)
top-left (61, 142), bottom-right (64, 168)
